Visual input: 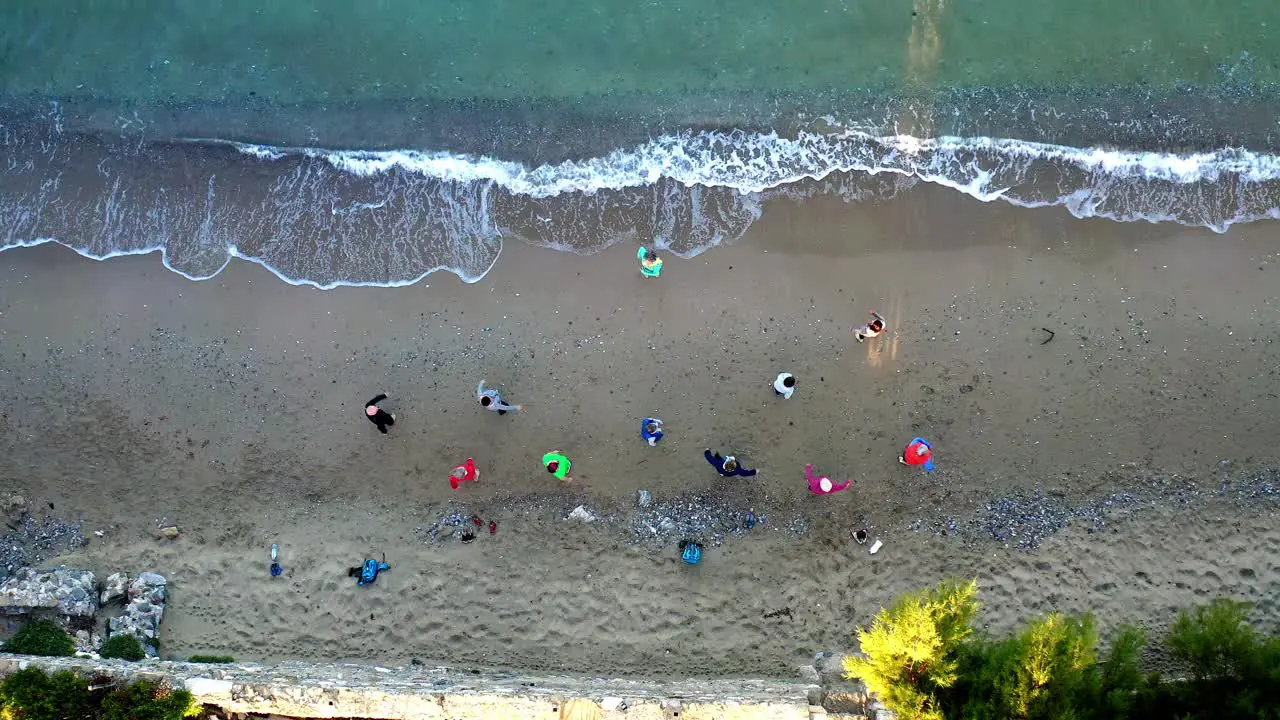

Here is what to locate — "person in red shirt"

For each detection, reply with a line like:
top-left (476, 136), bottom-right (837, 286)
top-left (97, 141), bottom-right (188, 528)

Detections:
top-left (450, 458), bottom-right (479, 489)
top-left (899, 437), bottom-right (935, 472)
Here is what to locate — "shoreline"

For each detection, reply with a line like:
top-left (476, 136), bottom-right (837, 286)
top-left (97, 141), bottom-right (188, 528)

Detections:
top-left (1, 190), bottom-right (1279, 676)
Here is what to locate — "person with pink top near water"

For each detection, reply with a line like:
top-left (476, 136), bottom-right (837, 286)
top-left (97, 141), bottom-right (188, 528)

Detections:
top-left (805, 464), bottom-right (851, 495)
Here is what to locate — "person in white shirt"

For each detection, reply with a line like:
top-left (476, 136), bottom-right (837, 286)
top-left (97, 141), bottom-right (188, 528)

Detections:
top-left (476, 380), bottom-right (522, 415)
top-left (853, 311), bottom-right (886, 343)
top-left (773, 372), bottom-right (796, 399)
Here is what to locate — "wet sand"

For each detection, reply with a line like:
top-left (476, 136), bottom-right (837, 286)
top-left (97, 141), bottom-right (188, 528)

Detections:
top-left (2, 184), bottom-right (1279, 676)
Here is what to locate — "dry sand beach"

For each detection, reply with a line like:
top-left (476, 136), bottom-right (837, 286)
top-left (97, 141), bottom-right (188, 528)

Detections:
top-left (2, 184), bottom-right (1279, 677)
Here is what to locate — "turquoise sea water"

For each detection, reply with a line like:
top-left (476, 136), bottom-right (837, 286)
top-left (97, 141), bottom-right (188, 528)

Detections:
top-left (1, 1), bottom-right (1278, 285)
top-left (4, 0), bottom-right (1277, 100)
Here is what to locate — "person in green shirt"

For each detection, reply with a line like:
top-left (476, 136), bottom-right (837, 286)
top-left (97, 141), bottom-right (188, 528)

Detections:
top-left (542, 450), bottom-right (573, 481)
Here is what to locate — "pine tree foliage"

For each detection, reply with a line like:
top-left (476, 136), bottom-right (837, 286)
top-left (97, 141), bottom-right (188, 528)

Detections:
top-left (843, 578), bottom-right (979, 720)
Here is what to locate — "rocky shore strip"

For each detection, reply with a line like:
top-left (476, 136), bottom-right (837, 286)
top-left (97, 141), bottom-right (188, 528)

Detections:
top-left (0, 653), bottom-right (874, 719)
top-left (0, 567), bottom-right (168, 657)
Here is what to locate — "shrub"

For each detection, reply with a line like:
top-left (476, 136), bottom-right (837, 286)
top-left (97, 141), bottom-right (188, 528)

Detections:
top-left (1154, 598), bottom-right (1280, 719)
top-left (1095, 625), bottom-right (1147, 718)
top-left (0, 667), bottom-right (94, 720)
top-left (948, 613), bottom-right (1107, 720)
top-left (186, 655), bottom-right (234, 664)
top-left (99, 679), bottom-right (199, 720)
top-left (3, 619), bottom-right (75, 657)
top-left (99, 634), bottom-right (146, 661)
top-left (843, 578), bottom-right (978, 720)
top-left (1167, 598), bottom-right (1258, 682)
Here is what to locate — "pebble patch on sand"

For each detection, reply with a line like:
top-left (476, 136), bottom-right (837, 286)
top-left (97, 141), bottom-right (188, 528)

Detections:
top-left (416, 493), bottom-right (809, 548)
top-left (0, 515), bottom-right (86, 580)
top-left (909, 465), bottom-right (1280, 550)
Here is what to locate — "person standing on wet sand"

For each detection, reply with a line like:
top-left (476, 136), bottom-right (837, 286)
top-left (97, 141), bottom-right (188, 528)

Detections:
top-left (853, 311), bottom-right (886, 343)
top-left (805, 464), bottom-right (851, 495)
top-left (543, 450), bottom-right (573, 481)
top-left (450, 458), bottom-right (479, 490)
top-left (364, 393), bottom-right (395, 434)
top-left (705, 449), bottom-right (757, 477)
top-left (773, 372), bottom-right (796, 399)
top-left (637, 246), bottom-right (664, 278)
top-left (477, 379), bottom-right (522, 415)
top-left (641, 417), bottom-right (665, 446)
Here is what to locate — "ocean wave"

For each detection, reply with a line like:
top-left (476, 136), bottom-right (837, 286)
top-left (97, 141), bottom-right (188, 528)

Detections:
top-left (1, 119), bottom-right (1278, 290)
top-left (229, 128), bottom-right (1280, 232)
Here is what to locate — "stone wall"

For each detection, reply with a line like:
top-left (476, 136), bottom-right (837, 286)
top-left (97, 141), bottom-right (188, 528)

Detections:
top-left (0, 654), bottom-right (857, 720)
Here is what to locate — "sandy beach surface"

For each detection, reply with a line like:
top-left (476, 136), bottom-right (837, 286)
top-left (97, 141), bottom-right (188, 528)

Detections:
top-left (2, 183), bottom-right (1278, 677)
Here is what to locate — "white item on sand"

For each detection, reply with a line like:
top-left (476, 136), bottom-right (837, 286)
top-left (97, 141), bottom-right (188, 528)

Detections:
top-left (868, 539), bottom-right (883, 555)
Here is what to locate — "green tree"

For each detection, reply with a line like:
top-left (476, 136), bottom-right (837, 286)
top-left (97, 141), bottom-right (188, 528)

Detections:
top-left (99, 679), bottom-right (199, 720)
top-left (99, 634), bottom-right (146, 661)
top-left (1095, 625), bottom-right (1146, 718)
top-left (1158, 598), bottom-right (1280, 718)
top-left (0, 667), bottom-right (94, 720)
top-left (947, 617), bottom-right (1147, 720)
top-left (1006, 613), bottom-right (1098, 718)
top-left (843, 578), bottom-right (979, 720)
top-left (1167, 598), bottom-right (1257, 682)
top-left (2, 619), bottom-right (75, 657)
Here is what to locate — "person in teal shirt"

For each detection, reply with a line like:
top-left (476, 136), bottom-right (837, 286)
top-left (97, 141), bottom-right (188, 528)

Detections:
top-left (638, 246), bottom-right (663, 278)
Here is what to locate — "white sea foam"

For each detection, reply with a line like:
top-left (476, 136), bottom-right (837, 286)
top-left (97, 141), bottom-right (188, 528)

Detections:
top-left (3, 127), bottom-right (1276, 292)
top-left (233, 130), bottom-right (1280, 221)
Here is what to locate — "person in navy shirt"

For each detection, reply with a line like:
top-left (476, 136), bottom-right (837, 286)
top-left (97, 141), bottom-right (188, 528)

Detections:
top-left (705, 449), bottom-right (757, 477)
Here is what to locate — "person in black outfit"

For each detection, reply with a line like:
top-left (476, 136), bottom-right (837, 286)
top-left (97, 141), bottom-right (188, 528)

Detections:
top-left (704, 449), bottom-right (757, 477)
top-left (364, 393), bottom-right (395, 433)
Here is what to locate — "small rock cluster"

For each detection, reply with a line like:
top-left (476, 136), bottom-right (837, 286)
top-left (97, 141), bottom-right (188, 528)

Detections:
top-left (106, 572), bottom-right (168, 657)
top-left (0, 499), bottom-right (86, 580)
top-left (627, 491), bottom-right (778, 547)
top-left (0, 567), bottom-right (168, 658)
top-left (0, 567), bottom-right (98, 617)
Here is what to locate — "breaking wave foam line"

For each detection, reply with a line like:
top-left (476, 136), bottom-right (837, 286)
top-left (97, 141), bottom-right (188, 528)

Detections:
top-left (231, 129), bottom-right (1280, 232)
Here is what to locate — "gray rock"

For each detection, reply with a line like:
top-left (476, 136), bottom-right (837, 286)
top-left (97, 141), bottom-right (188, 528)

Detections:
top-left (73, 629), bottom-right (102, 654)
top-left (129, 573), bottom-right (167, 605)
top-left (109, 571), bottom-right (169, 657)
top-left (3, 494), bottom-right (26, 523)
top-left (0, 567), bottom-right (98, 617)
top-left (136, 572), bottom-right (167, 588)
top-left (566, 505), bottom-right (596, 523)
top-left (636, 490), bottom-right (653, 508)
top-left (797, 665), bottom-right (821, 684)
top-left (100, 572), bottom-right (130, 605)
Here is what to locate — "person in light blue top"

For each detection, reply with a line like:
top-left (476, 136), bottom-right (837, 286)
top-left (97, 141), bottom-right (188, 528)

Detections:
top-left (348, 556), bottom-right (390, 586)
top-left (679, 539), bottom-right (702, 565)
top-left (641, 418), bottom-right (664, 446)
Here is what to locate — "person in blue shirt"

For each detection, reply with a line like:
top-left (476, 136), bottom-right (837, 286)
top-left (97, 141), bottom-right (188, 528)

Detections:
top-left (641, 418), bottom-right (664, 446)
top-left (348, 556), bottom-right (390, 586)
top-left (678, 539), bottom-right (703, 565)
top-left (705, 449), bottom-right (757, 477)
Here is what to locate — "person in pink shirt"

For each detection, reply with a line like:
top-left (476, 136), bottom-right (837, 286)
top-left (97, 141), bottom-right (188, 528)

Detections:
top-left (805, 464), bottom-right (851, 495)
